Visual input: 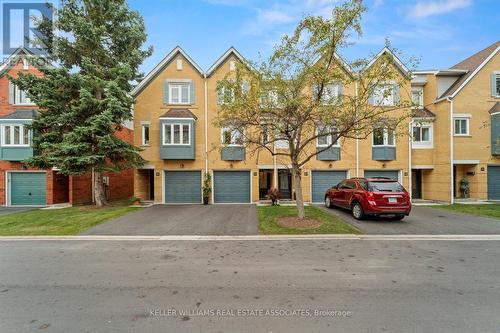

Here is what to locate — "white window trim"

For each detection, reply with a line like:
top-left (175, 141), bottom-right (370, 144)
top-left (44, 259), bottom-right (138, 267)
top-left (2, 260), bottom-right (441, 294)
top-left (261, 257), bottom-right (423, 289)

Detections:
top-left (411, 87), bottom-right (424, 108)
top-left (162, 123), bottom-right (191, 146)
top-left (372, 128), bottom-right (396, 147)
top-left (220, 127), bottom-right (244, 147)
top-left (453, 116), bottom-right (470, 136)
top-left (373, 82), bottom-right (395, 107)
top-left (494, 71), bottom-right (500, 98)
top-left (13, 85), bottom-right (35, 106)
top-left (412, 122), bottom-right (433, 148)
top-left (168, 82), bottom-right (191, 105)
top-left (316, 125), bottom-right (340, 147)
top-left (1, 124), bottom-right (30, 147)
top-left (318, 83), bottom-right (341, 105)
top-left (141, 123), bottom-right (150, 146)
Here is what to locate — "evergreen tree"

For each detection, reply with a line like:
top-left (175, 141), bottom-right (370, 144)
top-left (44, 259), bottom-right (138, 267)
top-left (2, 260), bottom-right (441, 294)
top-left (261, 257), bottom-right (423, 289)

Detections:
top-left (12, 0), bottom-right (152, 206)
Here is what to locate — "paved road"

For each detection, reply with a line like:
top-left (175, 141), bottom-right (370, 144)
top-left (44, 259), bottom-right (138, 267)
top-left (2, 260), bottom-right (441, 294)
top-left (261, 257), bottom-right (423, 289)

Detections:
top-left (319, 205), bottom-right (500, 235)
top-left (1, 238), bottom-right (499, 332)
top-left (0, 206), bottom-right (33, 216)
top-left (82, 204), bottom-right (259, 235)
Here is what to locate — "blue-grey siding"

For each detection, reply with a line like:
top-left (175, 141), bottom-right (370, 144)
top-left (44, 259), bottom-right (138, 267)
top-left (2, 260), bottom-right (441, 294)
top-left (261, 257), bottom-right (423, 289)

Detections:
top-left (491, 114), bottom-right (500, 155)
top-left (487, 166), bottom-right (500, 200)
top-left (311, 170), bottom-right (347, 203)
top-left (9, 172), bottom-right (46, 206)
top-left (364, 170), bottom-right (399, 181)
top-left (316, 147), bottom-right (340, 161)
top-left (213, 171), bottom-right (251, 203)
top-left (164, 170), bottom-right (201, 203)
top-left (0, 119), bottom-right (33, 161)
top-left (372, 146), bottom-right (396, 161)
top-left (221, 146), bottom-right (245, 161)
top-left (160, 119), bottom-right (196, 160)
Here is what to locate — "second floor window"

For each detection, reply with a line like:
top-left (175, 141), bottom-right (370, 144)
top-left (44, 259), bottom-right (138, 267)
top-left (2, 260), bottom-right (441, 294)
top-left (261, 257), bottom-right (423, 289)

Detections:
top-left (141, 123), bottom-right (150, 145)
top-left (316, 125), bottom-right (339, 147)
top-left (494, 73), bottom-right (500, 97)
top-left (2, 124), bottom-right (29, 146)
top-left (373, 127), bottom-right (395, 146)
top-left (169, 82), bottom-right (190, 104)
top-left (221, 127), bottom-right (243, 146)
top-left (163, 123), bottom-right (190, 145)
top-left (411, 88), bottom-right (423, 108)
top-left (11, 83), bottom-right (33, 105)
top-left (454, 117), bottom-right (470, 136)
top-left (412, 122), bottom-right (433, 147)
top-left (372, 84), bottom-right (396, 106)
top-left (315, 83), bottom-right (341, 105)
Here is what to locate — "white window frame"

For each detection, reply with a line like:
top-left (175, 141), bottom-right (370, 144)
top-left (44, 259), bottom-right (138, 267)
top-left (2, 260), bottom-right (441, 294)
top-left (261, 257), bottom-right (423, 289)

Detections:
top-left (316, 125), bottom-right (340, 147)
top-left (13, 84), bottom-right (34, 105)
top-left (317, 83), bottom-right (340, 105)
top-left (412, 121), bottom-right (433, 148)
top-left (372, 127), bottom-right (396, 147)
top-left (220, 127), bottom-right (244, 146)
top-left (373, 84), bottom-right (395, 106)
top-left (169, 82), bottom-right (190, 105)
top-left (1, 124), bottom-right (30, 147)
top-left (162, 123), bottom-right (191, 146)
top-left (494, 72), bottom-right (500, 97)
top-left (141, 122), bottom-right (150, 146)
top-left (454, 116), bottom-right (470, 136)
top-left (217, 86), bottom-right (235, 105)
top-left (411, 87), bottom-right (423, 108)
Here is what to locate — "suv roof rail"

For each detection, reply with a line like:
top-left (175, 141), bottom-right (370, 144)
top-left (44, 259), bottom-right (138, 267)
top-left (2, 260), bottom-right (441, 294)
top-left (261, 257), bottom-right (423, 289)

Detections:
top-left (367, 176), bottom-right (393, 180)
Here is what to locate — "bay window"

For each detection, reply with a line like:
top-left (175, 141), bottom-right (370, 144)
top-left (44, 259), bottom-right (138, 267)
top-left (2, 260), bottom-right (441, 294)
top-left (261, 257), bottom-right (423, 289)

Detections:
top-left (373, 127), bottom-right (395, 146)
top-left (316, 124), bottom-right (339, 147)
top-left (221, 127), bottom-right (243, 146)
top-left (163, 123), bottom-right (190, 145)
top-left (2, 124), bottom-right (30, 146)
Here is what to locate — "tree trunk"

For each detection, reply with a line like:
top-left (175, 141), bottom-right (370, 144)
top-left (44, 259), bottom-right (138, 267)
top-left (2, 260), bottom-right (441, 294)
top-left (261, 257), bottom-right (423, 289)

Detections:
top-left (292, 165), bottom-right (305, 219)
top-left (93, 170), bottom-right (108, 207)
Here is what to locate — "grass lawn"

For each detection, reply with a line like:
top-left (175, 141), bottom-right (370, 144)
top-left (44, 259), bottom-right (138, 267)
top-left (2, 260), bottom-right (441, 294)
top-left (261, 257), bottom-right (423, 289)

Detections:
top-left (430, 204), bottom-right (500, 220)
top-left (258, 205), bottom-right (360, 234)
top-left (0, 200), bottom-right (139, 236)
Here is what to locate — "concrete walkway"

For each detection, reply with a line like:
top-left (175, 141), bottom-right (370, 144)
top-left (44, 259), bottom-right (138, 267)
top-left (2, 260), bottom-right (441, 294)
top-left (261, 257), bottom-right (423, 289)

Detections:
top-left (82, 204), bottom-right (259, 236)
top-left (319, 205), bottom-right (500, 235)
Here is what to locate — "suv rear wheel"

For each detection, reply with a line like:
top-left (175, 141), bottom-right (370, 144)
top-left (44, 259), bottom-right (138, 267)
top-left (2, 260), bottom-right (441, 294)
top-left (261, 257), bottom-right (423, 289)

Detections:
top-left (352, 202), bottom-right (364, 220)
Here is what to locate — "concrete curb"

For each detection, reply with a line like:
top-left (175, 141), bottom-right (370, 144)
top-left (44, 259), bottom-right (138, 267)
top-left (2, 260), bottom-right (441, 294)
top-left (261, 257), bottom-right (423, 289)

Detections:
top-left (1, 235), bottom-right (500, 241)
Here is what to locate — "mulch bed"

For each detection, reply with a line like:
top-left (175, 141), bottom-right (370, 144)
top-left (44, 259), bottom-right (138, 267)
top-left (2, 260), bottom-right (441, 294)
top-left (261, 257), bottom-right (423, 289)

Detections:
top-left (276, 216), bottom-right (323, 229)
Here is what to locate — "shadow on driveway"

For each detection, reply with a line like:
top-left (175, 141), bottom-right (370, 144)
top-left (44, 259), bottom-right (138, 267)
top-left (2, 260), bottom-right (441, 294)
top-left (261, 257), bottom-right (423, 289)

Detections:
top-left (318, 205), bottom-right (500, 235)
top-left (81, 204), bottom-right (259, 236)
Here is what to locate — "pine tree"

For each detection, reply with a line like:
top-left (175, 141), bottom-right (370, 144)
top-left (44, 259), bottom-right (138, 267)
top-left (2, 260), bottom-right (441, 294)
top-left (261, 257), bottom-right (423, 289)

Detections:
top-left (12, 0), bottom-right (152, 206)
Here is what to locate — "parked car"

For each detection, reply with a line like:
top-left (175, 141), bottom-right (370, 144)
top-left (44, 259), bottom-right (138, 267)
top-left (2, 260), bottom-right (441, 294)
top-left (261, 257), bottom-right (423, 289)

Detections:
top-left (324, 177), bottom-right (411, 220)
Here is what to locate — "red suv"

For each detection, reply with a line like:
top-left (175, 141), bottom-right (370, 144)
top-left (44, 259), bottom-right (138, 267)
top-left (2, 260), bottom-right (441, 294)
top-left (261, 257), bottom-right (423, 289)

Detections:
top-left (324, 177), bottom-right (411, 220)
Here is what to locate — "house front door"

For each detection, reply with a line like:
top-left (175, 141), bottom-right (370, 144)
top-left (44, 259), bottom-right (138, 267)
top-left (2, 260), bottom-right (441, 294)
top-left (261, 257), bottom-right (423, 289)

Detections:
top-left (278, 170), bottom-right (292, 199)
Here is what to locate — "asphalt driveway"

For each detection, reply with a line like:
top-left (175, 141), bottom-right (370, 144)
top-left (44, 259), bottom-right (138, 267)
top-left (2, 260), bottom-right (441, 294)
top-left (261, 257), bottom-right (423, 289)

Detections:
top-left (0, 207), bottom-right (33, 216)
top-left (82, 204), bottom-right (259, 236)
top-left (319, 205), bottom-right (500, 235)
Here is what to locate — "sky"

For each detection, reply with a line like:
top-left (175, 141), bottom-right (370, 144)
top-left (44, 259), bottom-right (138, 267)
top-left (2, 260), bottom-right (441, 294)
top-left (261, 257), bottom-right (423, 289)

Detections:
top-left (127, 0), bottom-right (499, 75)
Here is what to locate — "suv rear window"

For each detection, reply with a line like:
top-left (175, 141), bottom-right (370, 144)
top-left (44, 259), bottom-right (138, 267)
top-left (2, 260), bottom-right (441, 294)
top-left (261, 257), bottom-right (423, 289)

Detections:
top-left (368, 181), bottom-right (404, 192)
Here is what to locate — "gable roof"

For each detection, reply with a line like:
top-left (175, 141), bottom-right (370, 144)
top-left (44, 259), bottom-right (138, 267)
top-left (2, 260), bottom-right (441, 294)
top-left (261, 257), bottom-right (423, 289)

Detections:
top-left (206, 47), bottom-right (247, 77)
top-left (311, 51), bottom-right (356, 78)
top-left (131, 46), bottom-right (204, 97)
top-left (363, 47), bottom-right (410, 76)
top-left (0, 47), bottom-right (35, 76)
top-left (438, 41), bottom-right (500, 100)
top-left (412, 107), bottom-right (436, 118)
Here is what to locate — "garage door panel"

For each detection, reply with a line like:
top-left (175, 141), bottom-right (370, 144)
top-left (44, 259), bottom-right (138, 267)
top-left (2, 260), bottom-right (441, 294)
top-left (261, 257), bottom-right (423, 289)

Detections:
top-left (311, 171), bottom-right (347, 203)
top-left (364, 170), bottom-right (399, 181)
top-left (10, 172), bottom-right (46, 206)
top-left (488, 166), bottom-right (500, 200)
top-left (214, 171), bottom-right (250, 203)
top-left (164, 171), bottom-right (201, 204)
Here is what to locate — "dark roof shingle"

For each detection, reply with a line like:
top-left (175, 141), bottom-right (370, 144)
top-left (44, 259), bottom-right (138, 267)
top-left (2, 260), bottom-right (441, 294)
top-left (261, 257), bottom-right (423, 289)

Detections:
top-left (488, 102), bottom-right (500, 115)
top-left (412, 107), bottom-right (436, 118)
top-left (160, 108), bottom-right (197, 120)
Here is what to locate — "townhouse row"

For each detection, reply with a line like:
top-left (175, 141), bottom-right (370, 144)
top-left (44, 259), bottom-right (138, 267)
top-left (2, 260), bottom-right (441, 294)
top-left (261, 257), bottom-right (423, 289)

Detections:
top-left (1, 41), bottom-right (499, 206)
top-left (0, 48), bottom-right (134, 206)
top-left (131, 41), bottom-right (500, 205)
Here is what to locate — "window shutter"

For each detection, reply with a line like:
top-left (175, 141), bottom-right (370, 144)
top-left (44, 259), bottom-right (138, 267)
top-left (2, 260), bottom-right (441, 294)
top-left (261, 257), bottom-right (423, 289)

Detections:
top-left (9, 81), bottom-right (15, 104)
top-left (163, 81), bottom-right (169, 104)
top-left (492, 73), bottom-right (497, 97)
top-left (189, 80), bottom-right (195, 104)
top-left (392, 84), bottom-right (400, 105)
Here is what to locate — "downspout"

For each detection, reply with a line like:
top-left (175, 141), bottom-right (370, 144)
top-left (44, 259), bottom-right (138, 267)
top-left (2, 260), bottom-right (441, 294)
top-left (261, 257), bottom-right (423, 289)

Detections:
top-left (448, 97), bottom-right (454, 204)
top-left (204, 74), bottom-right (208, 174)
top-left (355, 81), bottom-right (359, 177)
top-left (408, 119), bottom-right (413, 201)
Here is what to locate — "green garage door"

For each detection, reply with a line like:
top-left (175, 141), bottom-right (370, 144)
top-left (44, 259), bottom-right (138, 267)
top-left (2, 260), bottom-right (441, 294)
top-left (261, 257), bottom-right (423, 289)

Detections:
top-left (487, 166), bottom-right (500, 200)
top-left (311, 171), bottom-right (347, 203)
top-left (10, 172), bottom-right (46, 206)
top-left (213, 171), bottom-right (251, 203)
top-left (164, 171), bottom-right (201, 204)
top-left (364, 170), bottom-right (400, 181)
